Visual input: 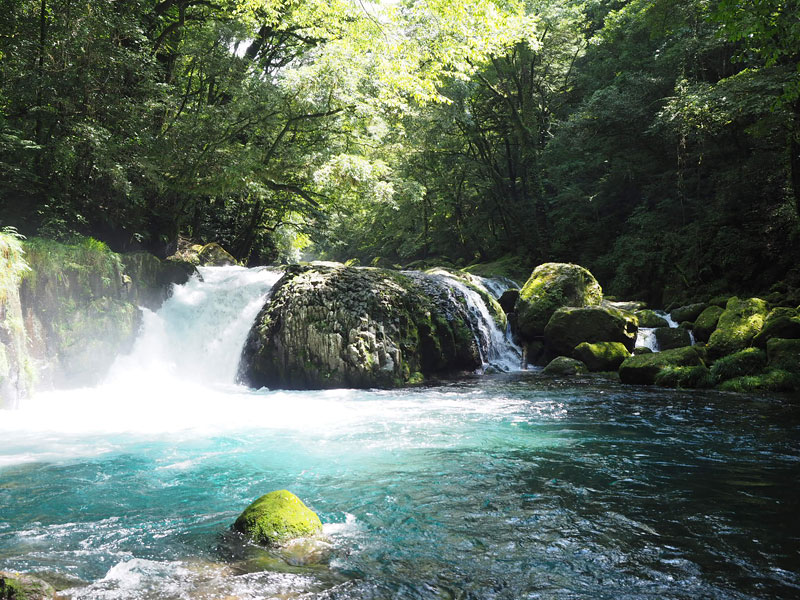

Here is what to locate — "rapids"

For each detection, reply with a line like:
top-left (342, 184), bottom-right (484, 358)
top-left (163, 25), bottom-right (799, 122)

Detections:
top-left (1, 267), bottom-right (798, 599)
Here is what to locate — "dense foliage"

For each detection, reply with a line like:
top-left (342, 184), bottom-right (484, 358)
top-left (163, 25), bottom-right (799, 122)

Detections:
top-left (1, 0), bottom-right (798, 303)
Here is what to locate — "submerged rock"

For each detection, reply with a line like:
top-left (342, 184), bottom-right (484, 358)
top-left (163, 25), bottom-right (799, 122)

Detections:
top-left (542, 356), bottom-right (588, 376)
top-left (0, 571), bottom-right (56, 600)
top-left (618, 346), bottom-right (703, 385)
top-left (543, 305), bottom-right (637, 356)
top-left (239, 264), bottom-right (480, 389)
top-left (515, 263), bottom-right (603, 340)
top-left (572, 341), bottom-right (629, 372)
top-left (234, 490), bottom-right (323, 546)
top-left (707, 297), bottom-right (768, 359)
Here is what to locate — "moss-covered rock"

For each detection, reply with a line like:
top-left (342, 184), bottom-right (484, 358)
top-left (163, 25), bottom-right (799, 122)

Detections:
top-left (693, 305), bottom-right (724, 343)
top-left (669, 303), bottom-right (707, 324)
top-left (633, 346), bottom-right (653, 355)
top-left (542, 356), bottom-right (588, 376)
top-left (706, 297), bottom-right (768, 359)
top-left (634, 309), bottom-right (668, 328)
top-left (718, 369), bottom-right (800, 393)
top-left (619, 346), bottom-right (703, 385)
top-left (710, 348), bottom-right (767, 384)
top-left (121, 252), bottom-right (196, 310)
top-left (0, 571), bottom-right (56, 600)
top-left (766, 338), bottom-right (800, 373)
top-left (654, 365), bottom-right (712, 389)
top-left (233, 490), bottom-right (323, 546)
top-left (515, 263), bottom-right (602, 340)
top-left (543, 305), bottom-right (637, 356)
top-left (753, 315), bottom-right (800, 348)
top-left (654, 327), bottom-right (692, 351)
top-left (572, 341), bottom-right (629, 372)
top-left (709, 295), bottom-right (731, 308)
top-left (239, 264), bottom-right (481, 389)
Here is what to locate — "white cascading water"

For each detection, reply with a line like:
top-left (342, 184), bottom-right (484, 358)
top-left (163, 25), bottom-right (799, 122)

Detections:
top-left (635, 310), bottom-right (694, 352)
top-left (432, 273), bottom-right (522, 372)
top-left (107, 266), bottom-right (282, 387)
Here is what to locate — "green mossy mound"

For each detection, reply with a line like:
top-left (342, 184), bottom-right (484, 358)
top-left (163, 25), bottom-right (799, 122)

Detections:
top-left (710, 348), bottom-right (767, 384)
top-left (572, 341), bottom-right (629, 372)
top-left (693, 305), bottom-right (724, 343)
top-left (654, 365), bottom-right (712, 389)
top-left (239, 264), bottom-right (481, 389)
top-left (766, 338), bottom-right (800, 373)
top-left (669, 303), bottom-right (707, 324)
top-left (718, 369), bottom-right (800, 393)
top-left (515, 263), bottom-right (602, 340)
top-left (753, 314), bottom-right (800, 348)
top-left (654, 327), bottom-right (692, 350)
top-left (542, 356), bottom-right (588, 376)
top-left (0, 571), bottom-right (56, 600)
top-left (619, 346), bottom-right (703, 385)
top-left (543, 305), bottom-right (637, 357)
top-left (233, 490), bottom-right (323, 547)
top-left (707, 297), bottom-right (768, 359)
top-left (634, 309), bottom-right (668, 328)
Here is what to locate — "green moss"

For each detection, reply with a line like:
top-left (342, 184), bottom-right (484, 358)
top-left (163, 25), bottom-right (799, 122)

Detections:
top-left (572, 341), bottom-right (629, 372)
top-left (766, 337), bottom-right (800, 372)
top-left (693, 305), bottom-right (724, 343)
top-left (516, 263), bottom-right (603, 340)
top-left (619, 346), bottom-right (703, 385)
top-left (544, 305), bottom-right (637, 356)
top-left (654, 327), bottom-right (692, 350)
top-left (634, 309), bottom-right (668, 328)
top-left (719, 369), bottom-right (800, 393)
top-left (233, 490), bottom-right (323, 546)
top-left (707, 297), bottom-right (768, 359)
top-left (461, 255), bottom-right (530, 283)
top-left (710, 348), bottom-right (767, 384)
top-left (542, 356), bottom-right (588, 376)
top-left (654, 365), bottom-right (713, 389)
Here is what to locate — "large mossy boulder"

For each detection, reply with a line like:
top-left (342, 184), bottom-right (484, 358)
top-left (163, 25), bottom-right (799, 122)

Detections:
top-left (693, 305), bottom-right (724, 343)
top-left (710, 348), bottom-right (767, 384)
top-left (654, 327), bottom-right (692, 351)
top-left (239, 264), bottom-right (480, 389)
top-left (619, 346), bottom-right (703, 385)
top-left (0, 571), bottom-right (56, 600)
top-left (233, 490), bottom-right (323, 546)
top-left (542, 356), bottom-right (588, 376)
top-left (654, 365), bottom-right (712, 389)
top-left (572, 341), bottom-right (629, 372)
top-left (766, 338), bottom-right (800, 373)
top-left (753, 311), bottom-right (800, 348)
top-left (634, 309), bottom-right (668, 328)
top-left (515, 263), bottom-right (602, 340)
top-left (706, 297), bottom-right (768, 359)
top-left (543, 305), bottom-right (637, 357)
top-left (669, 303), bottom-right (707, 324)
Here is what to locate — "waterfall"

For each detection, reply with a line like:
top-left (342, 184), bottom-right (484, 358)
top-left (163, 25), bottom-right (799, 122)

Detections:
top-left (419, 271), bottom-right (522, 372)
top-left (107, 266), bottom-right (282, 387)
top-left (635, 310), bottom-right (695, 352)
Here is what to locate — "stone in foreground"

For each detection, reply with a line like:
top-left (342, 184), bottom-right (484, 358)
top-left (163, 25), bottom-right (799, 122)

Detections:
top-left (234, 490), bottom-right (323, 546)
top-left (0, 571), bottom-right (56, 600)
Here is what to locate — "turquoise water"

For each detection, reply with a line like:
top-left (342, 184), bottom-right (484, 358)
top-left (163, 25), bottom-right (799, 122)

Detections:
top-left (1, 267), bottom-right (799, 598)
top-left (1, 376), bottom-right (798, 599)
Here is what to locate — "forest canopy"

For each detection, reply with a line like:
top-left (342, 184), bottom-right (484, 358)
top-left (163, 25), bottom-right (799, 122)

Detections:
top-left (1, 0), bottom-right (799, 304)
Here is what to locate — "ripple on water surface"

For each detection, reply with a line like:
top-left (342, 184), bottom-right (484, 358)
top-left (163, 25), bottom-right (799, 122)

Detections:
top-left (1, 374), bottom-right (799, 599)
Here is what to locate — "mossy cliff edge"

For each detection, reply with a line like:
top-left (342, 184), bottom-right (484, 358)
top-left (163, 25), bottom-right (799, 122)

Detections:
top-left (0, 235), bottom-right (195, 404)
top-left (238, 263), bottom-right (482, 389)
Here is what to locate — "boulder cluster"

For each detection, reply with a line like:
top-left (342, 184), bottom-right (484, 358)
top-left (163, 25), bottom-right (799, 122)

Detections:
top-left (508, 262), bottom-right (799, 393)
